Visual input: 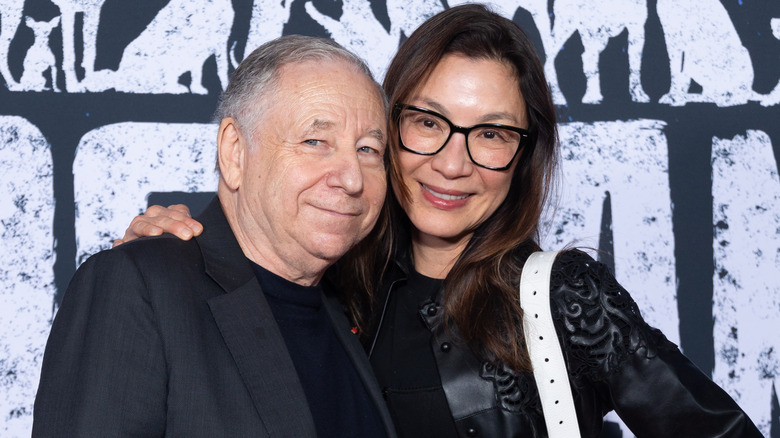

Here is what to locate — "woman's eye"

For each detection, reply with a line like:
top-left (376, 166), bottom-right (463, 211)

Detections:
top-left (481, 130), bottom-right (505, 141)
top-left (415, 117), bottom-right (439, 129)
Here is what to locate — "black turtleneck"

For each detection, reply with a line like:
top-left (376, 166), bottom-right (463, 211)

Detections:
top-left (251, 262), bottom-right (386, 438)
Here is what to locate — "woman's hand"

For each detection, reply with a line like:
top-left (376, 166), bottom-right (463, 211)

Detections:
top-left (112, 204), bottom-right (203, 247)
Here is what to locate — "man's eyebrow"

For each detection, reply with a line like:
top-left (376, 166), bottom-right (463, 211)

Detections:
top-left (368, 128), bottom-right (386, 143)
top-left (304, 119), bottom-right (335, 134)
top-left (304, 119), bottom-right (384, 143)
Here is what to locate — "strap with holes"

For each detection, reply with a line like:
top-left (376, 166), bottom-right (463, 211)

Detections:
top-left (519, 251), bottom-right (581, 438)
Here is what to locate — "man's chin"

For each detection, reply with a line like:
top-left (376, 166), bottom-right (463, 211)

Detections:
top-left (308, 234), bottom-right (362, 262)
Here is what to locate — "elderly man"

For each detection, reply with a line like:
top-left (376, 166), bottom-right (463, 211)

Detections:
top-left (32, 36), bottom-right (395, 437)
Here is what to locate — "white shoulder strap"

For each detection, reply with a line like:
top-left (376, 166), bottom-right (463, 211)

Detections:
top-left (520, 251), bottom-right (581, 438)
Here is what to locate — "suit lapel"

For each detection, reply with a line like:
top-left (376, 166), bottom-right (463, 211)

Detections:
top-left (196, 197), bottom-right (316, 437)
top-left (208, 281), bottom-right (316, 437)
top-left (322, 293), bottom-right (397, 437)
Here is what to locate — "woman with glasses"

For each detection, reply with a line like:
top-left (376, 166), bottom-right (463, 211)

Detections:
top-left (114, 4), bottom-right (760, 437)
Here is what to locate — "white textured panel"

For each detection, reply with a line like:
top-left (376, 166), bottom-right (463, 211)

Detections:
top-left (245, 0), bottom-right (294, 54)
top-left (386, 0), bottom-right (444, 40)
top-left (543, 0), bottom-right (649, 105)
top-left (17, 17), bottom-right (60, 92)
top-left (656, 0), bottom-right (757, 106)
top-left (0, 116), bottom-right (55, 437)
top-left (543, 120), bottom-right (678, 344)
top-left (305, 0), bottom-right (442, 80)
top-left (73, 122), bottom-right (219, 265)
top-left (50, 0), bottom-right (106, 92)
top-left (85, 0), bottom-right (234, 94)
top-left (448, 0), bottom-right (552, 56)
top-left (761, 18), bottom-right (780, 107)
top-left (0, 0), bottom-right (25, 90)
top-left (712, 130), bottom-right (780, 436)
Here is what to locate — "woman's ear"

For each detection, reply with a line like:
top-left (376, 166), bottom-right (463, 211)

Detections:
top-left (217, 117), bottom-right (245, 190)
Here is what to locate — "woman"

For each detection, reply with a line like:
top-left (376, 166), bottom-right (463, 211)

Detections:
top-left (116, 5), bottom-right (761, 437)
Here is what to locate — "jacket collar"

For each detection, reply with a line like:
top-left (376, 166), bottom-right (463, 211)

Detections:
top-left (194, 197), bottom-right (396, 437)
top-left (195, 197), bottom-right (318, 436)
top-left (195, 196), bottom-right (255, 292)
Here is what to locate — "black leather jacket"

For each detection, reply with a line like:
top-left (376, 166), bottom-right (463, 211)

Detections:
top-left (368, 250), bottom-right (762, 438)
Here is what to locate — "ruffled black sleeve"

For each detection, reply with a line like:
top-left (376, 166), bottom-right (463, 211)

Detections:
top-left (549, 250), bottom-right (762, 437)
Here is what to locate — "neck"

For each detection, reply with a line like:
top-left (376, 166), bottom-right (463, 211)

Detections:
top-left (411, 230), bottom-right (471, 279)
top-left (218, 186), bottom-right (329, 286)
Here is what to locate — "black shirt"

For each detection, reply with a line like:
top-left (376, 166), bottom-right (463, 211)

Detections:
top-left (369, 268), bottom-right (459, 437)
top-left (252, 262), bottom-right (386, 438)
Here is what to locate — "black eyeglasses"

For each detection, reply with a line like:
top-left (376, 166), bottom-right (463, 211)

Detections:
top-left (394, 104), bottom-right (530, 171)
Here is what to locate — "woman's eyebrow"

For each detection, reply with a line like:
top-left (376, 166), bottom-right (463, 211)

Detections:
top-left (415, 99), bottom-right (521, 125)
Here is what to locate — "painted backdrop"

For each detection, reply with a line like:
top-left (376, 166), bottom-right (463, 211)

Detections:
top-left (1, 0), bottom-right (779, 436)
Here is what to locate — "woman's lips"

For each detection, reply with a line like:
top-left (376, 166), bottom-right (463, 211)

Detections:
top-left (420, 183), bottom-right (471, 209)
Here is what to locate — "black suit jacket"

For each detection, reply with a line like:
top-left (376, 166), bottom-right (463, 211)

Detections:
top-left (33, 197), bottom-right (396, 437)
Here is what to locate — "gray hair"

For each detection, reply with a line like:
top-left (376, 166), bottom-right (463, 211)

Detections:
top-left (215, 35), bottom-right (387, 149)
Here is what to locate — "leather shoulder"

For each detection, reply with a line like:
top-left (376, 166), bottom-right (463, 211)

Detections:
top-left (549, 250), bottom-right (669, 382)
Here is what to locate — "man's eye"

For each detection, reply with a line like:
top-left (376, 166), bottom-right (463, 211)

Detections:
top-left (358, 146), bottom-right (378, 154)
top-left (304, 139), bottom-right (321, 146)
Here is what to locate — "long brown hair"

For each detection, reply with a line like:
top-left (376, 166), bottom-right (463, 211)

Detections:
top-left (389, 4), bottom-right (559, 370)
top-left (337, 4), bottom-right (559, 370)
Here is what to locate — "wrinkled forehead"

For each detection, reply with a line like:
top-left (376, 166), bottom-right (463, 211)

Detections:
top-left (250, 60), bottom-right (386, 140)
top-left (276, 60), bottom-right (385, 118)
top-left (276, 59), bottom-right (387, 112)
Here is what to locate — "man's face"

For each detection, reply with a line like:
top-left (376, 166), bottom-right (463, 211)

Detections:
top-left (232, 60), bottom-right (387, 282)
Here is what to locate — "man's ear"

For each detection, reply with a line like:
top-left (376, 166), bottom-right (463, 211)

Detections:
top-left (217, 118), bottom-right (245, 190)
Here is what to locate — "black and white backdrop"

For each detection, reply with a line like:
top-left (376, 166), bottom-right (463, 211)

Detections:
top-left (1, 0), bottom-right (778, 436)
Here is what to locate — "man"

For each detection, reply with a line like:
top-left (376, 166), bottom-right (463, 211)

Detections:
top-left (33, 36), bottom-right (395, 437)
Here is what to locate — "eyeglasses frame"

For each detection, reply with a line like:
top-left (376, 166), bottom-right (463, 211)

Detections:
top-left (393, 103), bottom-right (530, 171)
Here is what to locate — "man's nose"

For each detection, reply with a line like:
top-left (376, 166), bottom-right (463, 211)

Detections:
top-left (326, 148), bottom-right (364, 195)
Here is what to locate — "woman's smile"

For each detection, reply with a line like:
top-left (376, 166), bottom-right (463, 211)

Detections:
top-left (397, 54), bottom-right (527, 246)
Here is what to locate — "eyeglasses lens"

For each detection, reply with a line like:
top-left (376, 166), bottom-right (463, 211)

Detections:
top-left (398, 108), bottom-right (521, 169)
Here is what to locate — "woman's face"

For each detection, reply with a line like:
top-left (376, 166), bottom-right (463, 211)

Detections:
top-left (395, 54), bottom-right (527, 248)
